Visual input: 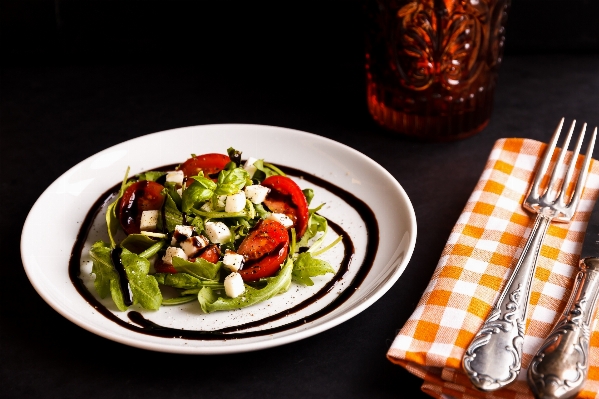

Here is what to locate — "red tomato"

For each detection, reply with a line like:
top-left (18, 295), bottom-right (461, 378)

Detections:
top-left (179, 153), bottom-right (230, 183)
top-left (237, 219), bottom-right (290, 281)
top-left (117, 180), bottom-right (166, 235)
top-left (154, 259), bottom-right (177, 274)
top-left (154, 244), bottom-right (221, 274)
top-left (261, 175), bottom-right (309, 238)
top-left (192, 244), bottom-right (220, 264)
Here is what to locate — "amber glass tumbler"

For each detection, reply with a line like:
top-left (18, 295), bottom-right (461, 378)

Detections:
top-left (365, 0), bottom-right (510, 141)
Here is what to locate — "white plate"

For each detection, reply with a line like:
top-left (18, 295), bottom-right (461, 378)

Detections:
top-left (20, 124), bottom-right (417, 354)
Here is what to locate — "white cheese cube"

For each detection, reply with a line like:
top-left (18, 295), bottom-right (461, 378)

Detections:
top-left (244, 185), bottom-right (270, 204)
top-left (204, 221), bottom-right (232, 244)
top-left (267, 213), bottom-right (294, 228)
top-left (200, 201), bottom-right (213, 212)
top-left (176, 188), bottom-right (183, 197)
top-left (225, 191), bottom-right (246, 213)
top-left (243, 157), bottom-right (258, 178)
top-left (162, 246), bottom-right (188, 264)
top-left (166, 170), bottom-right (184, 185)
top-left (140, 210), bottom-right (160, 231)
top-left (222, 251), bottom-right (245, 272)
top-left (180, 235), bottom-right (210, 257)
top-left (171, 225), bottom-right (194, 245)
top-left (224, 272), bottom-right (245, 298)
top-left (216, 195), bottom-right (227, 208)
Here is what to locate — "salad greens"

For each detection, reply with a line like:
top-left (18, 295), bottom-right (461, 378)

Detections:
top-left (88, 148), bottom-right (340, 313)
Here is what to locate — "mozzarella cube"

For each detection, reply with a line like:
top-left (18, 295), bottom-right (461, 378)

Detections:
top-left (162, 246), bottom-right (188, 264)
top-left (200, 201), bottom-right (213, 212)
top-left (243, 157), bottom-right (258, 178)
top-left (204, 221), bottom-right (232, 244)
top-left (166, 170), bottom-right (184, 185)
top-left (267, 212), bottom-right (294, 228)
top-left (225, 191), bottom-right (246, 213)
top-left (244, 185), bottom-right (270, 204)
top-left (171, 224), bottom-right (194, 245)
top-left (222, 251), bottom-right (245, 272)
top-left (180, 235), bottom-right (209, 257)
top-left (176, 188), bottom-right (183, 197)
top-left (224, 272), bottom-right (245, 298)
top-left (140, 210), bottom-right (160, 231)
top-left (216, 195), bottom-right (227, 209)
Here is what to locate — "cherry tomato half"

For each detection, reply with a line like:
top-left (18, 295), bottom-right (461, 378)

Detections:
top-left (179, 153), bottom-right (230, 182)
top-left (237, 219), bottom-right (290, 281)
top-left (154, 244), bottom-right (220, 274)
top-left (261, 175), bottom-right (309, 238)
top-left (117, 180), bottom-right (166, 235)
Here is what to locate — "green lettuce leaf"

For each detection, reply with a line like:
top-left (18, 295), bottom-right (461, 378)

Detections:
top-left (154, 272), bottom-right (218, 289)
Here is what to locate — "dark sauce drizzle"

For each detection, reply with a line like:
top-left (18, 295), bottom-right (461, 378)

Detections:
top-left (110, 247), bottom-right (133, 306)
top-left (69, 165), bottom-right (379, 340)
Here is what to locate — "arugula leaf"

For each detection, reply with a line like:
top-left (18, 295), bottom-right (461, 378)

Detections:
top-left (302, 188), bottom-right (314, 206)
top-left (89, 241), bottom-right (127, 311)
top-left (215, 168), bottom-right (250, 196)
top-left (120, 247), bottom-right (163, 310)
top-left (105, 167), bottom-right (132, 248)
top-left (297, 210), bottom-right (328, 249)
top-left (198, 256), bottom-right (294, 313)
top-left (227, 147), bottom-right (242, 166)
top-left (155, 272), bottom-right (209, 289)
top-left (172, 256), bottom-right (221, 280)
top-left (120, 234), bottom-right (164, 255)
top-left (162, 296), bottom-right (197, 306)
top-left (164, 182), bottom-right (182, 209)
top-left (164, 193), bottom-right (183, 232)
top-left (291, 252), bottom-right (335, 286)
top-left (182, 178), bottom-right (216, 212)
top-left (136, 171), bottom-right (165, 182)
top-left (89, 242), bottom-right (162, 311)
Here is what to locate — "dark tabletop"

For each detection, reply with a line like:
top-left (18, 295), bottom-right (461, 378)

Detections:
top-left (2, 1), bottom-right (599, 398)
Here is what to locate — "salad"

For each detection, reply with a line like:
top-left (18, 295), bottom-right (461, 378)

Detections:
top-left (89, 148), bottom-right (341, 314)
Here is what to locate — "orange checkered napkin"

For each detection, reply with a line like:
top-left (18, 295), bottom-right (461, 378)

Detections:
top-left (388, 138), bottom-right (599, 399)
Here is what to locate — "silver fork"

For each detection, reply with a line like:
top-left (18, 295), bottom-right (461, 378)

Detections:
top-left (462, 118), bottom-right (597, 391)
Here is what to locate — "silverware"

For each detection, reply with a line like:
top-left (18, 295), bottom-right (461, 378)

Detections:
top-left (463, 119), bottom-right (596, 391)
top-left (528, 129), bottom-right (599, 399)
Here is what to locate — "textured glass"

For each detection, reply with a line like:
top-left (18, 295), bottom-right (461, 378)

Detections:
top-left (365, 0), bottom-right (510, 141)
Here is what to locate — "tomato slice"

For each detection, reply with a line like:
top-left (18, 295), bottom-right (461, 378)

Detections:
top-left (261, 175), bottom-right (309, 238)
top-left (154, 244), bottom-right (221, 274)
top-left (117, 180), bottom-right (166, 235)
top-left (237, 219), bottom-right (290, 281)
top-left (193, 244), bottom-right (220, 264)
top-left (179, 153), bottom-right (230, 182)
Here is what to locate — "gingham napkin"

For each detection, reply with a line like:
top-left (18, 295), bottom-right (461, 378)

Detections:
top-left (388, 138), bottom-right (599, 399)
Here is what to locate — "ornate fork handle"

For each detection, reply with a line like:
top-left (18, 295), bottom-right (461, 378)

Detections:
top-left (528, 258), bottom-right (599, 399)
top-left (463, 212), bottom-right (553, 391)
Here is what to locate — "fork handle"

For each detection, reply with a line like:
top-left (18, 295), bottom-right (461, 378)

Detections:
top-left (527, 257), bottom-right (599, 399)
top-left (463, 213), bottom-right (552, 391)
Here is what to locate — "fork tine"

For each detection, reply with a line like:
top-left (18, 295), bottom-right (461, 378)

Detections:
top-left (545, 120), bottom-right (576, 200)
top-left (566, 126), bottom-right (597, 212)
top-left (531, 118), bottom-right (565, 199)
top-left (557, 123), bottom-right (587, 206)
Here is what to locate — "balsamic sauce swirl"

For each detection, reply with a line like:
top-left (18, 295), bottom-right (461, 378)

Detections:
top-left (69, 165), bottom-right (379, 340)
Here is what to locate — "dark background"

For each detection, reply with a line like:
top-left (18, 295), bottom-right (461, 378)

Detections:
top-left (2, 1), bottom-right (599, 398)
